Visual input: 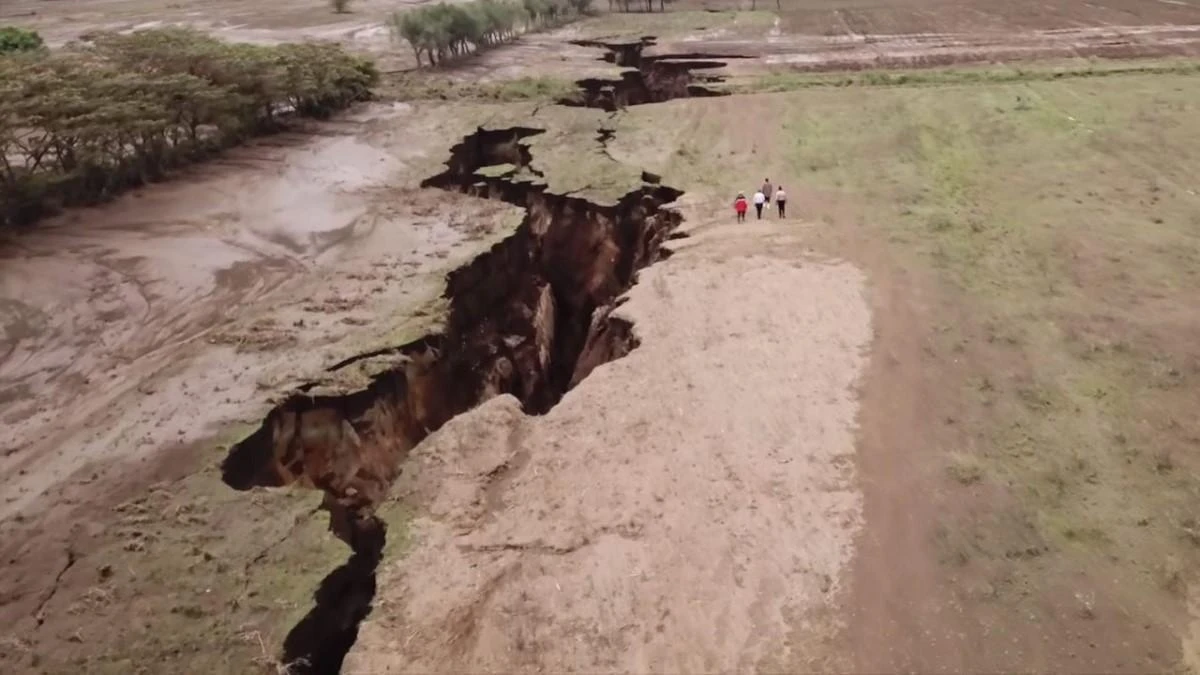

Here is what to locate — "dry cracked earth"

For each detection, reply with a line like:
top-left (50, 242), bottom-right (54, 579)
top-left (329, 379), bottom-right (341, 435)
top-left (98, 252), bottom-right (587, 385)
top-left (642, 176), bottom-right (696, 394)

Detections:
top-left (3, 0), bottom-right (1200, 673)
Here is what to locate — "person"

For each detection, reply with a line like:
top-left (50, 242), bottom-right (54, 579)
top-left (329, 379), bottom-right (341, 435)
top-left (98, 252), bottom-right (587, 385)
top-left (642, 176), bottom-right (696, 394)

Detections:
top-left (761, 178), bottom-right (773, 207)
top-left (775, 185), bottom-right (787, 218)
top-left (733, 192), bottom-right (748, 222)
top-left (752, 189), bottom-right (766, 219)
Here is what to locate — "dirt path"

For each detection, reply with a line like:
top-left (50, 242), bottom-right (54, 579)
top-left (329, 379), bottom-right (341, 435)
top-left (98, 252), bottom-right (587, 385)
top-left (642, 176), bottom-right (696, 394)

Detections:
top-left (344, 214), bottom-right (872, 672)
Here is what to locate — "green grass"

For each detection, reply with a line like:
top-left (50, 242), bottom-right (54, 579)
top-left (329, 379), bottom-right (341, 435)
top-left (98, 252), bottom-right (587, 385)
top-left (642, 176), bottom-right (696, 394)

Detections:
top-left (616, 68), bottom-right (1200, 641)
top-left (381, 73), bottom-right (581, 103)
top-left (770, 73), bottom-right (1200, 610)
top-left (783, 72), bottom-right (1199, 516)
top-left (729, 58), bottom-right (1200, 93)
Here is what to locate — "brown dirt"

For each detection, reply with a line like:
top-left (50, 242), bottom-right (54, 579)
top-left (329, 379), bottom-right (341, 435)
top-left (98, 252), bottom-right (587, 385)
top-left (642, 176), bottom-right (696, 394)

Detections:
top-left (776, 0), bottom-right (1200, 35)
top-left (605, 87), bottom-right (1200, 674)
top-left (344, 214), bottom-right (872, 673)
top-left (0, 102), bottom-right (523, 672)
top-left (1, 104), bottom-right (478, 524)
top-left (4, 2), bottom-right (1200, 673)
top-left (8, 0), bottom-right (1200, 77)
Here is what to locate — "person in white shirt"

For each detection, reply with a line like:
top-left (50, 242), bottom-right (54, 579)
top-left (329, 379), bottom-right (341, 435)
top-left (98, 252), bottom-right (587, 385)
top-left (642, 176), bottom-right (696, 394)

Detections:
top-left (752, 189), bottom-right (766, 219)
top-left (774, 186), bottom-right (787, 218)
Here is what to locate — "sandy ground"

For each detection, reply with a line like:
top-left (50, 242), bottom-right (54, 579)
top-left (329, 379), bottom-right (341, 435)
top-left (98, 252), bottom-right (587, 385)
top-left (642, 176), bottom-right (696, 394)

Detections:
top-left (345, 216), bottom-right (871, 673)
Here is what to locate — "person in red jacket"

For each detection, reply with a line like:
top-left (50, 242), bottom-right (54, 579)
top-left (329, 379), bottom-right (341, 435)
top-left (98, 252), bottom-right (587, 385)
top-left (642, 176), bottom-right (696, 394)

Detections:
top-left (733, 192), bottom-right (748, 222)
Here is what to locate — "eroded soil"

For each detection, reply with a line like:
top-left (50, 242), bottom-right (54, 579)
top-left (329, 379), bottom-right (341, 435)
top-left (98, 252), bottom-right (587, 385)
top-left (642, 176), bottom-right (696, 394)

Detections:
top-left (4, 1), bottom-right (1200, 673)
top-left (219, 124), bottom-right (685, 672)
top-left (9, 0), bottom-right (1200, 75)
top-left (0, 102), bottom-right (528, 672)
top-left (346, 223), bottom-right (871, 673)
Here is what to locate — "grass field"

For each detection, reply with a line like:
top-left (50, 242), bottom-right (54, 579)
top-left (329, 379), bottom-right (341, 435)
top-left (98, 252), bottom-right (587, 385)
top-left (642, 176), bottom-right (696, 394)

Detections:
top-left (781, 71), bottom-right (1200, 557)
top-left (610, 69), bottom-right (1200, 668)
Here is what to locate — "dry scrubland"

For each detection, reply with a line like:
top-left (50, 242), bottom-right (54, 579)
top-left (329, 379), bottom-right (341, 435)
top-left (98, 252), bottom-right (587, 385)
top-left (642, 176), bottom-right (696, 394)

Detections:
top-left (2, 1), bottom-right (1200, 674)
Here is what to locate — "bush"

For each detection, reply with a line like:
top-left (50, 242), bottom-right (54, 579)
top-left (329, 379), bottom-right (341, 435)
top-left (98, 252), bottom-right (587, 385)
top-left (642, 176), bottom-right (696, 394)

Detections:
top-left (331, 0), bottom-right (351, 13)
top-left (389, 0), bottom-right (581, 67)
top-left (0, 28), bottom-right (378, 227)
top-left (0, 26), bottom-right (43, 53)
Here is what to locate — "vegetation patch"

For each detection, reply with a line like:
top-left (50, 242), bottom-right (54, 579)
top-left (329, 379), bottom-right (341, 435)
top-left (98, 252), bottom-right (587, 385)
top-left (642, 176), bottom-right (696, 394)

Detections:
top-left (388, 0), bottom-right (594, 67)
top-left (769, 72), bottom-right (1200, 614)
top-left (0, 28), bottom-right (377, 228)
top-left (0, 26), bottom-right (43, 54)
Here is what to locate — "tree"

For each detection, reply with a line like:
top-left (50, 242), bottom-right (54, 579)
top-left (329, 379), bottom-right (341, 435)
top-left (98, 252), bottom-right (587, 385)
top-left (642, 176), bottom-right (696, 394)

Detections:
top-left (1, 28), bottom-right (377, 227)
top-left (390, 0), bottom-right (569, 68)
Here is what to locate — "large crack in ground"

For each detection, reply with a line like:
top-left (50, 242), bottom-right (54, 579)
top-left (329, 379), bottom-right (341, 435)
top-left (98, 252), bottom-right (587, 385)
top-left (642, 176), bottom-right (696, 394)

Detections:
top-left (220, 125), bottom-right (683, 674)
top-left (562, 36), bottom-right (750, 110)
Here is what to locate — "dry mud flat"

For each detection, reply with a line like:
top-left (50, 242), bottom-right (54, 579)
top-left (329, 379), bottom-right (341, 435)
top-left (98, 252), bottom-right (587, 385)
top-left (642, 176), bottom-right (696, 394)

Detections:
top-left (0, 103), bottom-right (477, 521)
top-left (0, 103), bottom-right (523, 673)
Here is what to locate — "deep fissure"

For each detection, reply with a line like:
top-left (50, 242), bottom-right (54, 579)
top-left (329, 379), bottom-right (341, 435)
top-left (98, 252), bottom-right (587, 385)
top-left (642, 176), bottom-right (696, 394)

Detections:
top-left (220, 125), bottom-right (683, 673)
top-left (562, 36), bottom-right (750, 110)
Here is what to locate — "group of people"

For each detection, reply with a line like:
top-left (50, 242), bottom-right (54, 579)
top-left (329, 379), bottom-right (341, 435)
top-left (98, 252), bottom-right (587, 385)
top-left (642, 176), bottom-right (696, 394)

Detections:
top-left (733, 178), bottom-right (787, 222)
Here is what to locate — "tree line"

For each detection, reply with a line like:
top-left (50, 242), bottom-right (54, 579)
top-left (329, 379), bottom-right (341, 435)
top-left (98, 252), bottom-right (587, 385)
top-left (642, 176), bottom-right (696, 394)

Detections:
top-left (0, 28), bottom-right (377, 227)
top-left (389, 0), bottom-right (593, 67)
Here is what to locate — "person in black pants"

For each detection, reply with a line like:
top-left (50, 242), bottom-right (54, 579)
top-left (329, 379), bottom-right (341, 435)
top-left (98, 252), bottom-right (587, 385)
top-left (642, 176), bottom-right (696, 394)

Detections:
top-left (775, 186), bottom-right (787, 218)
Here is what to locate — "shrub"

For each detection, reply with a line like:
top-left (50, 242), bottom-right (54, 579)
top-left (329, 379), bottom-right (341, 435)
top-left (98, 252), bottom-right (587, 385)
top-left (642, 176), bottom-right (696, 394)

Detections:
top-left (0, 26), bottom-right (43, 53)
top-left (0, 28), bottom-right (378, 227)
top-left (331, 0), bottom-right (351, 13)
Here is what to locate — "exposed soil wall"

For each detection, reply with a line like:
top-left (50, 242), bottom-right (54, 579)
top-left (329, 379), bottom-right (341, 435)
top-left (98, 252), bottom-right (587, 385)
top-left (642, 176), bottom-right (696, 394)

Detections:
top-left (220, 126), bottom-right (683, 673)
top-left (562, 36), bottom-right (748, 109)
